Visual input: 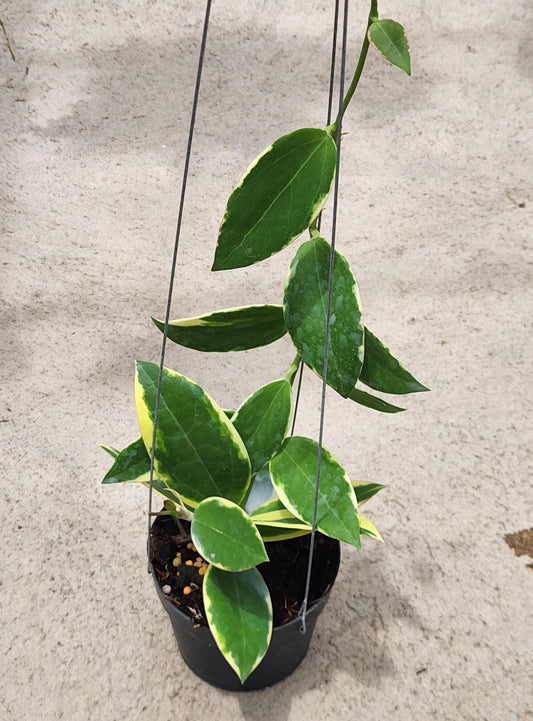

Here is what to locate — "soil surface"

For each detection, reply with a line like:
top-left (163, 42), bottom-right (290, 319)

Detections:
top-left (150, 516), bottom-right (340, 627)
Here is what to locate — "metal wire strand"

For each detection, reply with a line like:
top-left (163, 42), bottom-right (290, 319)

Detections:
top-left (290, 0), bottom-right (340, 436)
top-left (147, 0), bottom-right (212, 572)
top-left (298, 0), bottom-right (350, 634)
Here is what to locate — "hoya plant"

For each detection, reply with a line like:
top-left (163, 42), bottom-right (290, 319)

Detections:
top-left (102, 2), bottom-right (427, 684)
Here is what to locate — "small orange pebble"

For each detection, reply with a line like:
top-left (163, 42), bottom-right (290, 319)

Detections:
top-left (185, 560), bottom-right (193, 566)
top-left (198, 567), bottom-right (207, 576)
top-left (193, 560), bottom-right (203, 568)
top-left (172, 557), bottom-right (181, 567)
top-left (196, 556), bottom-right (203, 563)
top-left (183, 586), bottom-right (192, 595)
top-left (186, 543), bottom-right (193, 550)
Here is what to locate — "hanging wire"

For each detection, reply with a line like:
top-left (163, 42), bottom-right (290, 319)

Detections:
top-left (147, 0), bottom-right (212, 572)
top-left (290, 0), bottom-right (340, 437)
top-left (298, 0), bottom-right (350, 633)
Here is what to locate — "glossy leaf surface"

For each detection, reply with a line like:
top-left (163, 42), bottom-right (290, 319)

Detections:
top-left (135, 361), bottom-right (251, 506)
top-left (213, 128), bottom-right (336, 270)
top-left (284, 236), bottom-right (364, 397)
top-left (250, 496), bottom-right (311, 531)
top-left (244, 466), bottom-right (276, 515)
top-left (348, 387), bottom-right (406, 413)
top-left (152, 305), bottom-right (287, 352)
top-left (203, 566), bottom-right (272, 683)
top-left (101, 437), bottom-right (153, 484)
top-left (191, 497), bottom-right (268, 571)
top-left (232, 379), bottom-right (292, 474)
top-left (361, 327), bottom-right (429, 394)
top-left (359, 514), bottom-right (383, 541)
top-left (352, 481), bottom-right (385, 505)
top-left (270, 436), bottom-right (360, 547)
top-left (368, 19), bottom-right (411, 75)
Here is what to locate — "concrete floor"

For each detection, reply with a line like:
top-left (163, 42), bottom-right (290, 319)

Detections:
top-left (1, 1), bottom-right (532, 719)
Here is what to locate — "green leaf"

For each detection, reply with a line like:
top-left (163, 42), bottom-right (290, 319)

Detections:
top-left (352, 481), bottom-right (385, 505)
top-left (203, 566), bottom-right (272, 683)
top-left (100, 444), bottom-right (120, 459)
top-left (135, 361), bottom-right (251, 506)
top-left (284, 236), bottom-right (364, 397)
top-left (255, 525), bottom-right (309, 542)
top-left (348, 387), bottom-right (406, 413)
top-left (368, 19), bottom-right (411, 75)
top-left (152, 305), bottom-right (287, 352)
top-left (359, 514), bottom-right (383, 542)
top-left (232, 379), bottom-right (292, 474)
top-left (213, 128), bottom-right (336, 270)
top-left (244, 465), bottom-right (276, 515)
top-left (191, 497), bottom-right (268, 571)
top-left (101, 437), bottom-right (154, 484)
top-left (250, 496), bottom-right (311, 530)
top-left (270, 436), bottom-right (360, 548)
top-left (361, 327), bottom-right (429, 394)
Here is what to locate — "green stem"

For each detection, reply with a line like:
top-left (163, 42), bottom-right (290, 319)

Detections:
top-left (0, 20), bottom-right (16, 61)
top-left (285, 354), bottom-right (301, 385)
top-left (329, 0), bottom-right (377, 139)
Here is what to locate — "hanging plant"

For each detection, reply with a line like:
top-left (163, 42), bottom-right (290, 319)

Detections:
top-left (101, 0), bottom-right (427, 688)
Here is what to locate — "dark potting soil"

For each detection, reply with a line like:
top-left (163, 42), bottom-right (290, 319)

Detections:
top-left (150, 516), bottom-right (339, 627)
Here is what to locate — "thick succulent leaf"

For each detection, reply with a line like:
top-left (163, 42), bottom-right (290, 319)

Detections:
top-left (352, 480), bottom-right (385, 505)
top-left (135, 361), bottom-right (251, 506)
top-left (256, 524), bottom-right (309, 542)
top-left (101, 437), bottom-right (153, 484)
top-left (212, 128), bottom-right (336, 270)
top-left (359, 514), bottom-right (383, 542)
top-left (191, 497), bottom-right (267, 571)
top-left (203, 566), bottom-right (273, 683)
top-left (368, 19), bottom-right (411, 75)
top-left (361, 327), bottom-right (429, 394)
top-left (348, 387), bottom-right (406, 413)
top-left (232, 379), bottom-right (292, 474)
top-left (270, 436), bottom-right (360, 547)
top-left (250, 497), bottom-right (311, 530)
top-left (284, 236), bottom-right (364, 397)
top-left (152, 305), bottom-right (286, 352)
top-left (244, 466), bottom-right (276, 515)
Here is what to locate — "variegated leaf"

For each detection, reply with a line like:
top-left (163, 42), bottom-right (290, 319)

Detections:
top-left (213, 128), bottom-right (336, 270)
top-left (203, 566), bottom-right (272, 683)
top-left (135, 361), bottom-right (251, 506)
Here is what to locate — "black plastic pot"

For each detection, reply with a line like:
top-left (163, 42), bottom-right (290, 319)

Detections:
top-left (149, 523), bottom-right (340, 691)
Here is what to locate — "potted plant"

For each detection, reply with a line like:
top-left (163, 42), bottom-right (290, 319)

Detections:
top-left (101, 1), bottom-right (427, 690)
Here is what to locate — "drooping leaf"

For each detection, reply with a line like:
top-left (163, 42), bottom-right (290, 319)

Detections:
top-left (232, 379), bottom-right (292, 474)
top-left (135, 361), bottom-right (251, 506)
top-left (101, 437), bottom-right (153, 484)
top-left (152, 305), bottom-right (286, 352)
top-left (368, 19), bottom-right (411, 75)
top-left (361, 327), bottom-right (429, 394)
top-left (203, 566), bottom-right (272, 683)
top-left (191, 497), bottom-right (268, 571)
top-left (348, 387), bottom-right (406, 413)
top-left (359, 514), bottom-right (383, 542)
top-left (284, 236), bottom-right (364, 397)
top-left (352, 481), bottom-right (385, 505)
top-left (270, 436), bottom-right (360, 547)
top-left (212, 128), bottom-right (337, 270)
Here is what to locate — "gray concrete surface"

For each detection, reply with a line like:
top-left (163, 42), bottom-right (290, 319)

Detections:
top-left (1, 1), bottom-right (532, 719)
